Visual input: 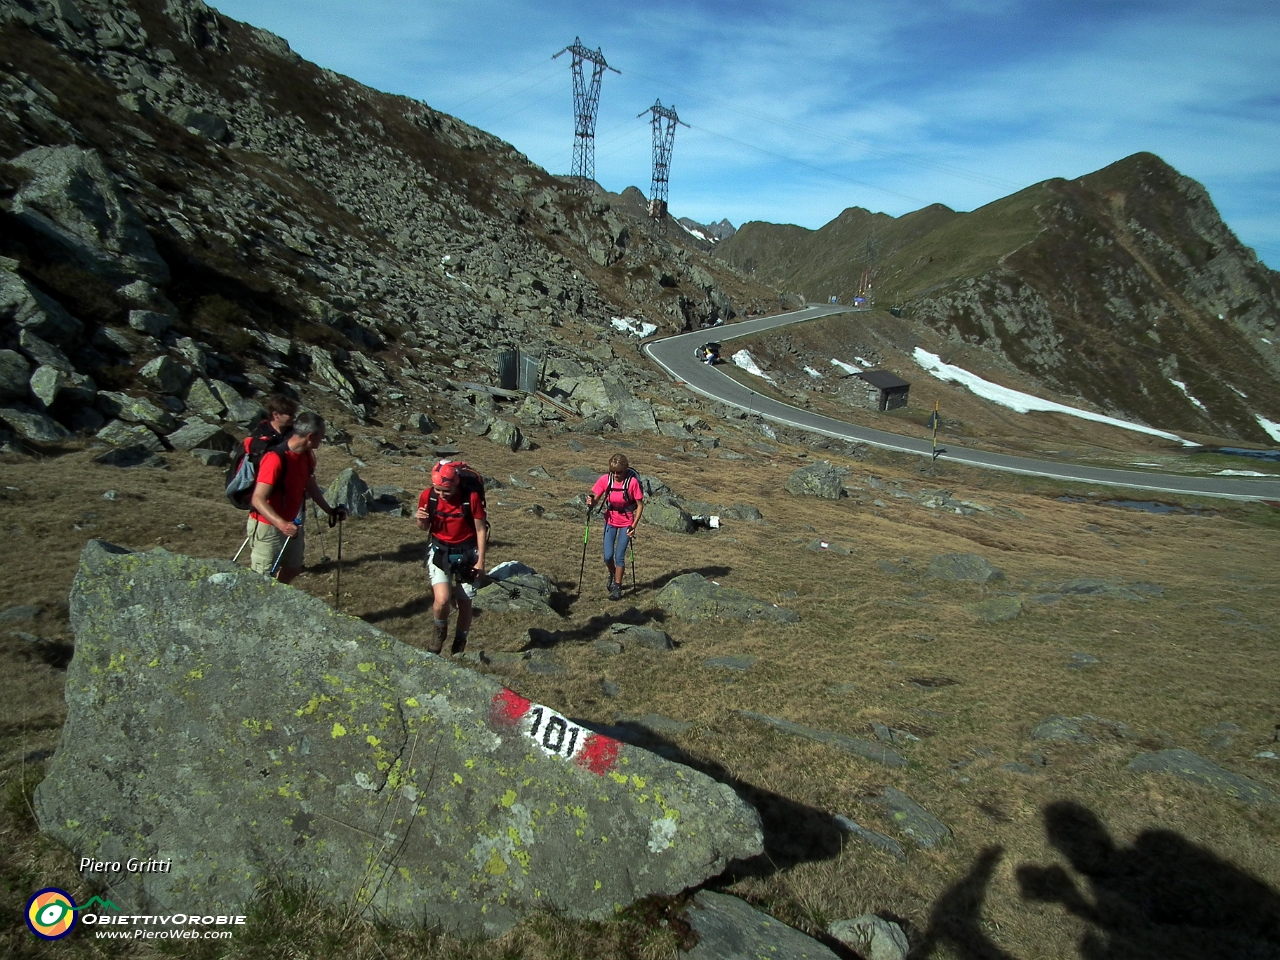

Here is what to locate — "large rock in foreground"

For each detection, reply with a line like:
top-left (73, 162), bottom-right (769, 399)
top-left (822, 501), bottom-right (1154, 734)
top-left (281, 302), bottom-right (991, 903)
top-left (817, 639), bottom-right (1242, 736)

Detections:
top-left (36, 542), bottom-right (763, 936)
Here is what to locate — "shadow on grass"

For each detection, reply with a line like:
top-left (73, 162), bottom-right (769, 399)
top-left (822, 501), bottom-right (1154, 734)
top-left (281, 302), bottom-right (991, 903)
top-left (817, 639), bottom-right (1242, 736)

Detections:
top-left (914, 801), bottom-right (1280, 960)
top-left (569, 719), bottom-right (843, 878)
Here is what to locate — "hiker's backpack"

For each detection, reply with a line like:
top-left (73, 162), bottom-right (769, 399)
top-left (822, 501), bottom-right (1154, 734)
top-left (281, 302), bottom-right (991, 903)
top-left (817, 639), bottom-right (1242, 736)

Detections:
top-left (426, 461), bottom-right (491, 535)
top-left (225, 425), bottom-right (290, 510)
top-left (602, 467), bottom-right (642, 511)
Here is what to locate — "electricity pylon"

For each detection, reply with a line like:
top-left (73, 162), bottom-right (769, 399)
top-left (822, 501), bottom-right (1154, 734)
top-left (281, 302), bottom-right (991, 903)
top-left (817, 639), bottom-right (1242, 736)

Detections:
top-left (553, 38), bottom-right (619, 193)
top-left (638, 99), bottom-right (688, 219)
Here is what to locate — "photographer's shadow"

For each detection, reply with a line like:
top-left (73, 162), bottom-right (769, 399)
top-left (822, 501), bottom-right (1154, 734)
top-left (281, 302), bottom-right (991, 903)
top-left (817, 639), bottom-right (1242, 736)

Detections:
top-left (1016, 801), bottom-right (1280, 959)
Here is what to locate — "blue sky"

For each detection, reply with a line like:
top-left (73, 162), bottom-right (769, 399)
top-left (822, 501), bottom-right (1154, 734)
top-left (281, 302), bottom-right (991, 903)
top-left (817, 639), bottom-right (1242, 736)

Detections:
top-left (209, 0), bottom-right (1280, 267)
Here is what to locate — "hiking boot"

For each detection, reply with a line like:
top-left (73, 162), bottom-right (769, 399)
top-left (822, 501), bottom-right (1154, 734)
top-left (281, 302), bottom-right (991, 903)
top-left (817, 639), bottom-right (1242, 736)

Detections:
top-left (428, 622), bottom-right (448, 655)
top-left (451, 631), bottom-right (469, 656)
top-left (608, 580), bottom-right (622, 601)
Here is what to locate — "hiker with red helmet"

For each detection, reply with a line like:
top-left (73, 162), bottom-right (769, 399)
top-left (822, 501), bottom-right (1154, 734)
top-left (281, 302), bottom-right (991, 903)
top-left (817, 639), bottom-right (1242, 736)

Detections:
top-left (585, 453), bottom-right (645, 601)
top-left (416, 460), bottom-right (488, 655)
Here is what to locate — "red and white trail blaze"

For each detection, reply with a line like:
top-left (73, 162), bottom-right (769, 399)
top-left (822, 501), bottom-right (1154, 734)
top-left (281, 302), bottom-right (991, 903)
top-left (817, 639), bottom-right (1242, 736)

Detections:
top-left (489, 689), bottom-right (619, 775)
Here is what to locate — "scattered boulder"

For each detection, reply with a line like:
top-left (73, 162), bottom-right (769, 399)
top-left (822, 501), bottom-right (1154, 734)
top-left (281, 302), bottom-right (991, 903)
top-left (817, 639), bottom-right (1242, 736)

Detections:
top-left (784, 461), bottom-right (845, 499)
top-left (828, 915), bottom-right (910, 960)
top-left (473, 561), bottom-right (558, 617)
top-left (642, 496), bottom-right (695, 534)
top-left (0, 264), bottom-right (83, 345)
top-left (128, 309), bottom-right (174, 337)
top-left (170, 105), bottom-right (228, 141)
top-left (139, 355), bottom-right (190, 394)
top-left (1128, 749), bottom-right (1278, 805)
top-left (736, 710), bottom-right (907, 768)
top-left (11, 145), bottom-right (169, 284)
top-left (326, 467), bottom-right (371, 518)
top-left (682, 890), bottom-right (840, 960)
top-left (1056, 577), bottom-right (1145, 601)
top-left (97, 391), bottom-right (176, 431)
top-left (0, 404), bottom-right (70, 442)
top-left (209, 380), bottom-right (264, 425)
top-left (0, 350), bottom-right (31, 400)
top-left (608, 623), bottom-right (674, 650)
top-left (966, 596), bottom-right (1023, 621)
top-left (656, 573), bottom-right (798, 623)
top-left (926, 553), bottom-right (1005, 583)
top-left (166, 420), bottom-right (231, 452)
top-left (832, 815), bottom-right (907, 862)
top-left (97, 419), bottom-right (163, 451)
top-left (35, 542), bottom-right (765, 935)
top-left (1030, 715), bottom-right (1132, 744)
top-left (488, 418), bottom-right (524, 451)
top-left (94, 444), bottom-right (165, 468)
top-left (862, 787), bottom-right (951, 848)
top-left (703, 655), bottom-right (758, 672)
top-left (184, 378), bottom-right (226, 418)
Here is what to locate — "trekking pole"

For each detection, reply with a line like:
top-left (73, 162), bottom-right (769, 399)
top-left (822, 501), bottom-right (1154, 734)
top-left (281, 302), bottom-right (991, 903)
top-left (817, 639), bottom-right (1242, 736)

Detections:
top-left (629, 535), bottom-right (637, 590)
top-left (232, 534), bottom-right (251, 564)
top-left (269, 537), bottom-right (292, 576)
top-left (330, 508), bottom-right (344, 610)
top-left (576, 499), bottom-right (598, 596)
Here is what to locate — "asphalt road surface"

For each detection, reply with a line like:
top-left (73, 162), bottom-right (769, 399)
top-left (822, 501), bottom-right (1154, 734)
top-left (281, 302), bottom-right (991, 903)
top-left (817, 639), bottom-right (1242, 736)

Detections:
top-left (642, 305), bottom-right (1280, 502)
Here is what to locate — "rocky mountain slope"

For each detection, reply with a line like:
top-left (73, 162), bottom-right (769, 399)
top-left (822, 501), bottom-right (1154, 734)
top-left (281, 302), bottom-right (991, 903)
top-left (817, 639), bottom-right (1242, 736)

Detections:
top-left (0, 0), bottom-right (791, 452)
top-left (716, 155), bottom-right (1280, 443)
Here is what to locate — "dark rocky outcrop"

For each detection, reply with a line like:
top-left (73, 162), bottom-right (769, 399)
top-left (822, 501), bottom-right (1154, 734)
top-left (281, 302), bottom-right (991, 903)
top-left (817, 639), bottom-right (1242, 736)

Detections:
top-left (35, 541), bottom-right (764, 936)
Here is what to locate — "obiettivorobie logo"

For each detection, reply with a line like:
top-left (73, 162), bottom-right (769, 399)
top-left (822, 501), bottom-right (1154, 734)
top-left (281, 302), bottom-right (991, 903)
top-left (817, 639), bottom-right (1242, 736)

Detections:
top-left (25, 889), bottom-right (119, 940)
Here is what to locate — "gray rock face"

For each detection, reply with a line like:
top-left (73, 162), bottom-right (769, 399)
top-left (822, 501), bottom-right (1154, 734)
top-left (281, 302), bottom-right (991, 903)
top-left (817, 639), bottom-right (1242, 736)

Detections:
top-left (1128, 749), bottom-right (1278, 805)
top-left (11, 146), bottom-right (169, 284)
top-left (97, 391), bottom-right (176, 431)
top-left (97, 418), bottom-right (163, 451)
top-left (656, 573), bottom-right (798, 623)
top-left (487, 418), bottom-right (524, 451)
top-left (0, 349), bottom-right (31, 400)
top-left (862, 787), bottom-right (952, 848)
top-left (129, 309), bottom-right (175, 337)
top-left (682, 890), bottom-right (839, 960)
top-left (165, 419), bottom-right (230, 452)
top-left (0, 265), bottom-right (83, 345)
top-left (609, 623), bottom-right (674, 650)
top-left (326, 467), bottom-right (371, 517)
top-left (170, 105), bottom-right (228, 141)
top-left (139, 355), bottom-right (191, 394)
top-left (473, 564), bottom-right (558, 617)
top-left (184, 378), bottom-right (226, 417)
top-left (926, 553), bottom-right (1005, 583)
top-left (35, 542), bottom-right (764, 936)
top-left (828, 915), bottom-right (910, 960)
top-left (0, 404), bottom-right (70, 442)
top-left (966, 596), bottom-right (1023, 621)
top-left (1030, 715), bottom-right (1132, 744)
top-left (784, 461), bottom-right (845, 499)
top-left (832, 815), bottom-right (907, 862)
top-left (643, 496), bottom-right (695, 534)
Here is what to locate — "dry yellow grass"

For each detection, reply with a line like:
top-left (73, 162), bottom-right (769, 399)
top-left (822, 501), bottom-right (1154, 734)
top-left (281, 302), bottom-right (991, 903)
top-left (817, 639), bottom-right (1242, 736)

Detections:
top-left (1, 400), bottom-right (1278, 959)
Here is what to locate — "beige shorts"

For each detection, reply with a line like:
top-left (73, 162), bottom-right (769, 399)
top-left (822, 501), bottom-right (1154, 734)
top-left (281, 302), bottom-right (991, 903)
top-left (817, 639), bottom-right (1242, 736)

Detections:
top-left (247, 516), bottom-right (305, 574)
top-left (427, 542), bottom-right (478, 600)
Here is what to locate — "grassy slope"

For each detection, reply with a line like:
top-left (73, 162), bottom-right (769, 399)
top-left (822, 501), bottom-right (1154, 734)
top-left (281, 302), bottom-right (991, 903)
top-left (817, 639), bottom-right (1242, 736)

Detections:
top-left (2, 405), bottom-right (1279, 959)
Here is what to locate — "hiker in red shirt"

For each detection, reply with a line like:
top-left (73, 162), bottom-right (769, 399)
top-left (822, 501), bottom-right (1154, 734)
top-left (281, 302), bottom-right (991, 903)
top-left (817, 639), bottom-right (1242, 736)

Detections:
top-left (247, 411), bottom-right (347, 583)
top-left (416, 460), bottom-right (488, 655)
top-left (586, 453), bottom-right (644, 601)
top-left (243, 394), bottom-right (297, 456)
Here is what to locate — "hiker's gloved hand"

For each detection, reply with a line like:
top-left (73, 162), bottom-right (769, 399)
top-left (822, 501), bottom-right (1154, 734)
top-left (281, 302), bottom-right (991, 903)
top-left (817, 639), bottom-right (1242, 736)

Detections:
top-left (333, 505), bottom-right (349, 521)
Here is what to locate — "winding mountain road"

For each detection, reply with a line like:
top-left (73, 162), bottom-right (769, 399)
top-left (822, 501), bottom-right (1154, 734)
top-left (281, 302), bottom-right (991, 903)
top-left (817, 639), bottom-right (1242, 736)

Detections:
top-left (642, 305), bottom-right (1280, 502)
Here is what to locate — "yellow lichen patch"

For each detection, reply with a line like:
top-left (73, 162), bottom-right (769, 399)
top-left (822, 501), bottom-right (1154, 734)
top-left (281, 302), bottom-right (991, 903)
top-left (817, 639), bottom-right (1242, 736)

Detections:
top-left (631, 775), bottom-right (647, 789)
top-left (484, 849), bottom-right (508, 876)
top-left (405, 697), bottom-right (420, 708)
top-left (594, 880), bottom-right (602, 891)
top-left (501, 789), bottom-right (517, 808)
top-left (398, 866), bottom-right (411, 882)
top-left (185, 668), bottom-right (203, 681)
top-left (465, 758), bottom-right (476, 769)
top-left (295, 693), bottom-right (332, 717)
top-left (452, 773), bottom-right (463, 785)
top-left (609, 772), bottom-right (628, 785)
top-left (366, 735), bottom-right (381, 747)
top-left (357, 662), bottom-right (376, 673)
top-left (331, 722), bottom-right (348, 738)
